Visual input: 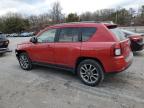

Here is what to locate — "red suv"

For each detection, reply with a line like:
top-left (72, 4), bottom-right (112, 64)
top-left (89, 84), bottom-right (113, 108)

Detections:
top-left (15, 22), bottom-right (133, 86)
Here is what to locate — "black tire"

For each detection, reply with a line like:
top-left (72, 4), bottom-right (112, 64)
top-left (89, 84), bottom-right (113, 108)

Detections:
top-left (77, 59), bottom-right (104, 86)
top-left (18, 53), bottom-right (32, 70)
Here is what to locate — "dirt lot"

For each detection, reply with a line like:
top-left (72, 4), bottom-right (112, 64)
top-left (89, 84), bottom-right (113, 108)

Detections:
top-left (0, 37), bottom-right (144, 108)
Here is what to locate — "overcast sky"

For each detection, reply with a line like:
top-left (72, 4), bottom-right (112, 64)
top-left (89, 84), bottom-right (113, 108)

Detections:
top-left (0, 0), bottom-right (143, 16)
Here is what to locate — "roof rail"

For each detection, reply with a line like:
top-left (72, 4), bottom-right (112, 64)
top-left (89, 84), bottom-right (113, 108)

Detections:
top-left (80, 21), bottom-right (101, 23)
top-left (54, 22), bottom-right (81, 26)
top-left (80, 21), bottom-right (115, 24)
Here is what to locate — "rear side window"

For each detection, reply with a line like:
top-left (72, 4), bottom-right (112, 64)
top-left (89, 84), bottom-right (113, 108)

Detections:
top-left (58, 28), bottom-right (79, 42)
top-left (81, 27), bottom-right (96, 41)
top-left (110, 28), bottom-right (126, 41)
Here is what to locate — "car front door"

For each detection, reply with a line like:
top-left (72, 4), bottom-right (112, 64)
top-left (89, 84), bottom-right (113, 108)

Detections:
top-left (30, 29), bottom-right (57, 64)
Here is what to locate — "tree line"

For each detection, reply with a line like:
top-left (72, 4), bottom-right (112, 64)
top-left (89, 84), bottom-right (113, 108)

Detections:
top-left (0, 2), bottom-right (144, 34)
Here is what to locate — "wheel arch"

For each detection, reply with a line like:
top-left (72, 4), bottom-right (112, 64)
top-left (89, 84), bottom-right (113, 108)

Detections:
top-left (15, 50), bottom-right (28, 58)
top-left (75, 57), bottom-right (105, 73)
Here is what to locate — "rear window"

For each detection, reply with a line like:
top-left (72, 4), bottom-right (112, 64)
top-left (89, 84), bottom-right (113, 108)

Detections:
top-left (110, 28), bottom-right (126, 41)
top-left (81, 27), bottom-right (96, 41)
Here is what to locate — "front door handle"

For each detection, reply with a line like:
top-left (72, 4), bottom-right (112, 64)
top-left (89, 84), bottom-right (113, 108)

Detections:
top-left (47, 45), bottom-right (53, 48)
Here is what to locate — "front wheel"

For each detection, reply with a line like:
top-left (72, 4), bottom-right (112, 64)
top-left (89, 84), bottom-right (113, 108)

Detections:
top-left (18, 53), bottom-right (32, 70)
top-left (77, 59), bottom-right (104, 86)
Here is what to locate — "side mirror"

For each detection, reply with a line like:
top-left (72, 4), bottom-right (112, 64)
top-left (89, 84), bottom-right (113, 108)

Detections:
top-left (30, 37), bottom-right (37, 43)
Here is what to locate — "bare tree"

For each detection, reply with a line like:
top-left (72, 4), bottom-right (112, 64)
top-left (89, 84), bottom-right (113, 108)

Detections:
top-left (50, 2), bottom-right (63, 23)
top-left (80, 12), bottom-right (92, 21)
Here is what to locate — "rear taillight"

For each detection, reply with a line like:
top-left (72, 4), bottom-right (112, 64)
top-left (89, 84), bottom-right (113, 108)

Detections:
top-left (132, 37), bottom-right (143, 42)
top-left (115, 49), bottom-right (121, 56)
top-left (113, 43), bottom-right (122, 56)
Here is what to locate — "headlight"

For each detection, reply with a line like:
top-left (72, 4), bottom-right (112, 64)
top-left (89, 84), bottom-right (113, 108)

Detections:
top-left (4, 40), bottom-right (9, 45)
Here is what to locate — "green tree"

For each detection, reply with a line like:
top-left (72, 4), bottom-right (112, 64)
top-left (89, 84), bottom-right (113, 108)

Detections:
top-left (0, 13), bottom-right (30, 33)
top-left (113, 8), bottom-right (131, 26)
top-left (66, 13), bottom-right (79, 22)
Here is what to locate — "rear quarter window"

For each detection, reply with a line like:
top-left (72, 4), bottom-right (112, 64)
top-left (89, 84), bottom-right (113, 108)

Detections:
top-left (81, 27), bottom-right (96, 41)
top-left (110, 28), bottom-right (126, 41)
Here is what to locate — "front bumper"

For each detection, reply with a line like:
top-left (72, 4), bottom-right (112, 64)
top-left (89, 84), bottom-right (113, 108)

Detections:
top-left (0, 48), bottom-right (12, 54)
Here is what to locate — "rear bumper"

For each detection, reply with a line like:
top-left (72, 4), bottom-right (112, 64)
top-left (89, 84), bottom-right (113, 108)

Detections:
top-left (0, 48), bottom-right (12, 54)
top-left (106, 52), bottom-right (133, 73)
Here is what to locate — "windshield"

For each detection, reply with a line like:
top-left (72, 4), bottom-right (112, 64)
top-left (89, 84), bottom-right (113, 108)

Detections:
top-left (110, 28), bottom-right (127, 41)
top-left (121, 29), bottom-right (140, 37)
top-left (121, 29), bottom-right (136, 35)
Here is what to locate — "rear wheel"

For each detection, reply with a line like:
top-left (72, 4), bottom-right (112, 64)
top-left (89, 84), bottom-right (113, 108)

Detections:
top-left (18, 53), bottom-right (32, 70)
top-left (77, 59), bottom-right (104, 86)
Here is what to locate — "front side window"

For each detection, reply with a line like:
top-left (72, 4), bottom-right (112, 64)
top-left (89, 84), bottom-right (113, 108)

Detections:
top-left (58, 28), bottom-right (79, 42)
top-left (81, 27), bottom-right (96, 41)
top-left (37, 29), bottom-right (56, 43)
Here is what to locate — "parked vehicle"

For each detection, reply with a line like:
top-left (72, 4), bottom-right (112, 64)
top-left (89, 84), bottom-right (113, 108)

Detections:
top-left (11, 33), bottom-right (19, 37)
top-left (0, 32), bottom-right (11, 54)
top-left (20, 32), bottom-right (29, 37)
top-left (15, 22), bottom-right (133, 86)
top-left (29, 32), bottom-right (35, 36)
top-left (121, 29), bottom-right (144, 51)
top-left (5, 33), bottom-right (18, 37)
top-left (20, 32), bottom-right (34, 37)
top-left (5, 34), bottom-right (11, 37)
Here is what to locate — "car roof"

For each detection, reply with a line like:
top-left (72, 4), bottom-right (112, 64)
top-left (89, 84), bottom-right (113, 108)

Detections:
top-left (47, 22), bottom-right (117, 29)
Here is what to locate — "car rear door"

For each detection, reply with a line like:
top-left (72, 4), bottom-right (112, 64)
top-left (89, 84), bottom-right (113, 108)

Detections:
top-left (54, 27), bottom-right (81, 68)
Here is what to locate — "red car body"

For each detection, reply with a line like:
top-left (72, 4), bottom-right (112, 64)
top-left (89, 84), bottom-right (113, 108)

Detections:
top-left (16, 23), bottom-right (133, 73)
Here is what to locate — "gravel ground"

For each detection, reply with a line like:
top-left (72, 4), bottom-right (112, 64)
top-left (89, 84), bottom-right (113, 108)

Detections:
top-left (0, 37), bottom-right (144, 108)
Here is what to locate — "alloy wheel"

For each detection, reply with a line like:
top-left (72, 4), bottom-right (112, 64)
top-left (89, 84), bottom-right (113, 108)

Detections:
top-left (80, 64), bottom-right (99, 84)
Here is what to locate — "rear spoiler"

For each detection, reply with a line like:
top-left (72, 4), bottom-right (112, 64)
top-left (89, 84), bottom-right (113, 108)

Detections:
top-left (104, 24), bottom-right (117, 29)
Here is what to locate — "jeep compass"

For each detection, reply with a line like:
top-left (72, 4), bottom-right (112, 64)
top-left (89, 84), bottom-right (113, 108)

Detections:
top-left (16, 22), bottom-right (133, 86)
